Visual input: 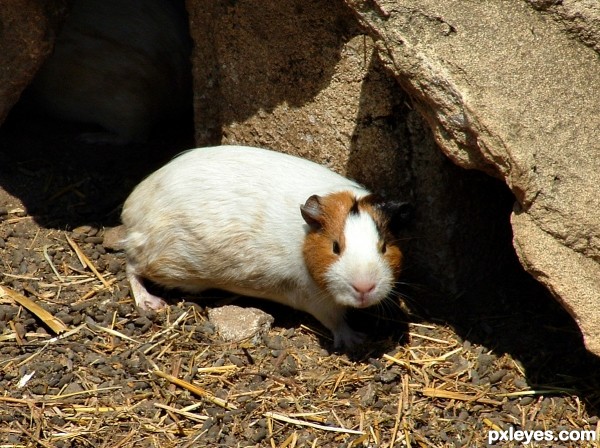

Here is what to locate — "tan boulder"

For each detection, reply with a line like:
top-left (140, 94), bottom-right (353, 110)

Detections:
top-left (0, 0), bottom-right (67, 125)
top-left (186, 0), bottom-right (524, 316)
top-left (3, 0), bottom-right (599, 354)
top-left (346, 0), bottom-right (600, 355)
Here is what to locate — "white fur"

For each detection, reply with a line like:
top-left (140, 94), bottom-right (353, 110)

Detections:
top-left (122, 145), bottom-right (389, 348)
top-left (325, 212), bottom-right (394, 308)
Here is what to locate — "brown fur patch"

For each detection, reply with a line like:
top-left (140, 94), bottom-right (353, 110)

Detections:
top-left (303, 192), bottom-right (354, 290)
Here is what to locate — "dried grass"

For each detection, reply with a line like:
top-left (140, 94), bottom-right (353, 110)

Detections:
top-left (1, 226), bottom-right (599, 446)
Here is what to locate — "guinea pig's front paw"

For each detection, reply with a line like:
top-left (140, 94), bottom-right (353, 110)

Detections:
top-left (131, 286), bottom-right (167, 311)
top-left (138, 293), bottom-right (167, 311)
top-left (332, 324), bottom-right (366, 350)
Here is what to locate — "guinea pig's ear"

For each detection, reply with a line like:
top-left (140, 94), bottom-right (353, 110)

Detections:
top-left (300, 195), bottom-right (324, 230)
top-left (363, 194), bottom-right (413, 233)
top-left (382, 200), bottom-right (414, 233)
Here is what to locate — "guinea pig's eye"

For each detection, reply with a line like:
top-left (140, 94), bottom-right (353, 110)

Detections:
top-left (332, 240), bottom-right (341, 255)
top-left (380, 241), bottom-right (387, 254)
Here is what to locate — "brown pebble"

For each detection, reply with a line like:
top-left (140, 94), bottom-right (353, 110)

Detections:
top-left (228, 354), bottom-right (245, 367)
top-left (12, 250), bottom-right (24, 265)
top-left (519, 396), bottom-right (535, 406)
top-left (488, 369), bottom-right (507, 384)
top-left (102, 225), bottom-right (127, 251)
top-left (107, 259), bottom-right (122, 273)
top-left (264, 334), bottom-right (285, 350)
top-left (73, 225), bottom-right (93, 235)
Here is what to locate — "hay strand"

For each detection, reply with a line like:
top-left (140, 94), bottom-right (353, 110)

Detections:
top-left (65, 233), bottom-right (111, 288)
top-left (264, 411), bottom-right (365, 435)
top-left (421, 387), bottom-right (503, 406)
top-left (153, 370), bottom-right (237, 410)
top-left (0, 285), bottom-right (67, 334)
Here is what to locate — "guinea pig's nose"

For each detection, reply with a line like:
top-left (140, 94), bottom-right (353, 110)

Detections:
top-left (351, 281), bottom-right (376, 294)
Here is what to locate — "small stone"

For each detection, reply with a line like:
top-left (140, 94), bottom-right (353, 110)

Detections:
top-left (488, 369), bottom-right (507, 384)
top-left (133, 381), bottom-right (150, 391)
top-left (250, 427), bottom-right (267, 443)
top-left (277, 399), bottom-right (291, 409)
top-left (476, 353), bottom-right (494, 375)
top-left (13, 322), bottom-right (26, 340)
top-left (208, 305), bottom-right (274, 342)
top-left (279, 355), bottom-right (298, 377)
top-left (514, 377), bottom-right (528, 389)
top-left (264, 334), bottom-right (285, 350)
top-left (369, 357), bottom-right (385, 369)
top-left (62, 381), bottom-right (85, 395)
top-left (73, 225), bottom-right (93, 235)
top-left (49, 415), bottom-right (67, 426)
top-left (358, 383), bottom-right (377, 407)
top-left (102, 225), bottom-right (126, 251)
top-left (228, 354), bottom-right (245, 367)
top-left (12, 250), bottom-right (24, 266)
top-left (519, 396), bottom-right (535, 406)
top-left (107, 259), bottom-right (122, 273)
top-left (377, 369), bottom-right (398, 384)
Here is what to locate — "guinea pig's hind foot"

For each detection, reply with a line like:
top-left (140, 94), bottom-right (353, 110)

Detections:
top-left (127, 271), bottom-right (167, 311)
top-left (332, 322), bottom-right (366, 350)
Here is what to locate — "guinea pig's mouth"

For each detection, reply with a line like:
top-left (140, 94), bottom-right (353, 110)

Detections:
top-left (352, 292), bottom-right (380, 308)
top-left (326, 269), bottom-right (392, 308)
top-left (341, 283), bottom-right (388, 309)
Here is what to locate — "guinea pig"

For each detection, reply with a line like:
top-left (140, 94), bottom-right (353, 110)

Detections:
top-left (24, 0), bottom-right (191, 143)
top-left (121, 145), bottom-right (409, 348)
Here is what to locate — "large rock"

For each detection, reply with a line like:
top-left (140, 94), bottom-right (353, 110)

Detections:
top-left (0, 0), bottom-right (67, 125)
top-left (187, 0), bottom-right (520, 311)
top-left (526, 0), bottom-right (600, 53)
top-left (187, 0), bottom-right (373, 172)
top-left (3, 0), bottom-right (596, 353)
top-left (346, 0), bottom-right (600, 355)
top-left (24, 0), bottom-right (192, 143)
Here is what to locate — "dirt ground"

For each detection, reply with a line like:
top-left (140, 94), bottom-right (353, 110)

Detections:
top-left (1, 116), bottom-right (600, 447)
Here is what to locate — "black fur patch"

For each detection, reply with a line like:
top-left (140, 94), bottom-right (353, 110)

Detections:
top-left (349, 198), bottom-right (360, 216)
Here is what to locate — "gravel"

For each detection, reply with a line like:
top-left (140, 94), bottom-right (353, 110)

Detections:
top-left (0, 121), bottom-right (599, 446)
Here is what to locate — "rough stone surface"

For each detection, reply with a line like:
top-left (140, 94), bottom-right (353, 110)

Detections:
top-left (102, 225), bottom-right (126, 252)
top-left (0, 0), bottom-right (67, 125)
top-left (188, 0), bottom-right (369, 173)
top-left (3, 0), bottom-right (599, 355)
top-left (208, 305), bottom-right (274, 342)
top-left (187, 0), bottom-right (518, 301)
top-left (346, 0), bottom-right (600, 355)
top-left (526, 0), bottom-right (600, 53)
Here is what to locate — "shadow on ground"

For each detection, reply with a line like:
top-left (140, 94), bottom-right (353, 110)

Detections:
top-left (400, 196), bottom-right (600, 414)
top-left (1, 105), bottom-right (599, 417)
top-left (0, 113), bottom-right (195, 229)
top-left (342, 53), bottom-right (600, 415)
